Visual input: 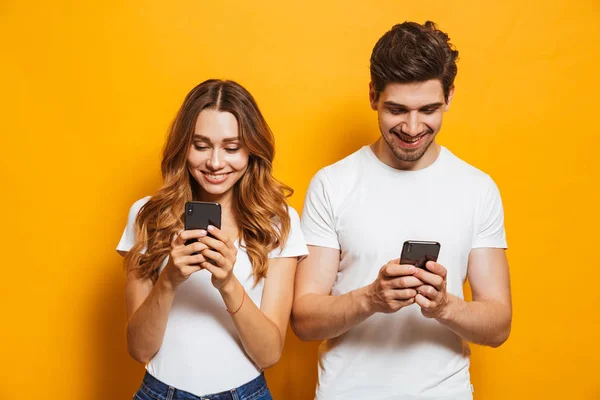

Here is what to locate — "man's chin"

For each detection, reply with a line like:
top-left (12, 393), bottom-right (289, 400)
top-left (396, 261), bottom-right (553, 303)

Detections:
top-left (390, 144), bottom-right (429, 162)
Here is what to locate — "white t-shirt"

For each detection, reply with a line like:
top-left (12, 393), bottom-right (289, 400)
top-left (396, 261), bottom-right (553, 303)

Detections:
top-left (301, 146), bottom-right (507, 400)
top-left (117, 197), bottom-right (308, 395)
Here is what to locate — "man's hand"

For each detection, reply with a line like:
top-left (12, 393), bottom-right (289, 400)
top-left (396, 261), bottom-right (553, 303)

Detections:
top-left (413, 261), bottom-right (451, 319)
top-left (367, 259), bottom-right (423, 314)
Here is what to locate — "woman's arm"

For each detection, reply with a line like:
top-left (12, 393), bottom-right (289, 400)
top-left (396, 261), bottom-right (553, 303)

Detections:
top-left (125, 270), bottom-right (175, 363)
top-left (221, 257), bottom-right (296, 369)
top-left (125, 229), bottom-right (208, 363)
top-left (199, 226), bottom-right (297, 369)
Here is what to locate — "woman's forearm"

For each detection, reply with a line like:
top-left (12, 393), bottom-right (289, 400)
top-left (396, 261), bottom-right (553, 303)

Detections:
top-left (220, 278), bottom-right (285, 369)
top-left (126, 275), bottom-right (176, 363)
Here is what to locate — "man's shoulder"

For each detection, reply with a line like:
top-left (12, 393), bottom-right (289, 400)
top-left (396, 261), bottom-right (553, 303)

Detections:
top-left (442, 147), bottom-right (496, 189)
top-left (305, 147), bottom-right (369, 210)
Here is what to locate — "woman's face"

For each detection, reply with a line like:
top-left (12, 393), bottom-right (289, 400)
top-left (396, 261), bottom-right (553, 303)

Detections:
top-left (187, 109), bottom-right (249, 199)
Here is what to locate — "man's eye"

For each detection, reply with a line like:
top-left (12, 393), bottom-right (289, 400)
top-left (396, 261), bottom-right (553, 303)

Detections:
top-left (422, 109), bottom-right (438, 115)
top-left (389, 109), bottom-right (407, 115)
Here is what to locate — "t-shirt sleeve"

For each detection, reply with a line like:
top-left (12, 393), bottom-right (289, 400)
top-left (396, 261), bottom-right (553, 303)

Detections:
top-left (301, 170), bottom-right (340, 249)
top-left (268, 206), bottom-right (309, 259)
top-left (472, 178), bottom-right (507, 249)
top-left (116, 196), bottom-right (151, 256)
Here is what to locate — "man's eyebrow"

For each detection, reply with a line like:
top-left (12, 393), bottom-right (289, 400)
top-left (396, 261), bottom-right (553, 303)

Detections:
top-left (192, 134), bottom-right (240, 143)
top-left (383, 101), bottom-right (445, 109)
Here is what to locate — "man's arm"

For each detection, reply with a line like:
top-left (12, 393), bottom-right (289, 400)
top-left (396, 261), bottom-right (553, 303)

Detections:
top-left (291, 245), bottom-right (422, 341)
top-left (414, 248), bottom-right (512, 347)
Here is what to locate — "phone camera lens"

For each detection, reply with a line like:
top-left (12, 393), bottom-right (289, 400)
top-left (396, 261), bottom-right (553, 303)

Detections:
top-left (187, 207), bottom-right (193, 215)
top-left (406, 244), bottom-right (412, 252)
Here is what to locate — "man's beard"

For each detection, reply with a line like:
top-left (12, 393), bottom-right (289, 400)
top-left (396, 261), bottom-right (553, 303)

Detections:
top-left (383, 125), bottom-right (435, 162)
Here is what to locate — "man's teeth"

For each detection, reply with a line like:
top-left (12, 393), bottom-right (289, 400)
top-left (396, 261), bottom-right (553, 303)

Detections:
top-left (401, 136), bottom-right (420, 143)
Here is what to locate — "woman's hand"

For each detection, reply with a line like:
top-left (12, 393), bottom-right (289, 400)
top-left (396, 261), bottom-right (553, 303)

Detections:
top-left (198, 225), bottom-right (238, 290)
top-left (162, 229), bottom-right (208, 289)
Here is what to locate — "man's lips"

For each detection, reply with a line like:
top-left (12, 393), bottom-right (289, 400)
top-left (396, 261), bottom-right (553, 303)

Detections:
top-left (390, 128), bottom-right (432, 149)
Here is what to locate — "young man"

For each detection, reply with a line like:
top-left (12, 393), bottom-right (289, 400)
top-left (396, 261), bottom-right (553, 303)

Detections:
top-left (292, 21), bottom-right (512, 400)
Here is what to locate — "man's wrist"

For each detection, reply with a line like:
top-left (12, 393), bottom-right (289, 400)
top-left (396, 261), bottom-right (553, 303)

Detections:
top-left (353, 285), bottom-right (376, 317)
top-left (436, 294), bottom-right (461, 324)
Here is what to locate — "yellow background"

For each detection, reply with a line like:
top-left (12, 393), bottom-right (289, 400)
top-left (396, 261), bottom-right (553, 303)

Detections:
top-left (1, 0), bottom-right (599, 399)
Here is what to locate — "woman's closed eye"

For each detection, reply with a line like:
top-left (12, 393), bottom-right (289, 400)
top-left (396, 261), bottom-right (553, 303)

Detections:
top-left (193, 143), bottom-right (210, 151)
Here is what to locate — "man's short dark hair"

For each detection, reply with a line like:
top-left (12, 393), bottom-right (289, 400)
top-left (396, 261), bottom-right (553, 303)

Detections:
top-left (370, 21), bottom-right (459, 102)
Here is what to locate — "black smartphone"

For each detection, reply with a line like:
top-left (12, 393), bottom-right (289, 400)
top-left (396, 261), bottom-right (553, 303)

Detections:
top-left (400, 240), bottom-right (441, 269)
top-left (184, 201), bottom-right (222, 247)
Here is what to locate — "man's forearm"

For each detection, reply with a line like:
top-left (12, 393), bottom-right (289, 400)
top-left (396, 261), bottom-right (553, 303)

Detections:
top-left (437, 294), bottom-right (512, 347)
top-left (291, 286), bottom-right (374, 341)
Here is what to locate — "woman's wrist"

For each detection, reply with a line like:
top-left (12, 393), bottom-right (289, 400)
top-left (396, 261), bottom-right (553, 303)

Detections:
top-left (157, 270), bottom-right (177, 293)
top-left (219, 277), bottom-right (244, 312)
top-left (218, 275), bottom-right (240, 296)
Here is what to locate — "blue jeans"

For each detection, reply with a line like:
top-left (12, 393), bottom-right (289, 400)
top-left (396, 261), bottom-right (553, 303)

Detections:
top-left (133, 372), bottom-right (273, 400)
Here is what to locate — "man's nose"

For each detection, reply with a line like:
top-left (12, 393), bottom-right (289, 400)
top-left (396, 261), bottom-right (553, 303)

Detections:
top-left (400, 112), bottom-right (421, 136)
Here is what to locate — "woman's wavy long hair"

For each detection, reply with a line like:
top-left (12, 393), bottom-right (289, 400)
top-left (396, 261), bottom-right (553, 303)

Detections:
top-left (125, 79), bottom-right (292, 284)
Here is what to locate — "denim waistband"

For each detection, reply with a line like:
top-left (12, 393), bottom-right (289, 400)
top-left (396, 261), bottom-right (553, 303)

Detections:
top-left (139, 371), bottom-right (268, 400)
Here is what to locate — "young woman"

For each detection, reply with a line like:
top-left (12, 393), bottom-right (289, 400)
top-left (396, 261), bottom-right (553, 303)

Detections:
top-left (116, 79), bottom-right (307, 400)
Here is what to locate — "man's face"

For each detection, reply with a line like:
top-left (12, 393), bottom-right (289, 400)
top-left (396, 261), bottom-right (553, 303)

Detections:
top-left (370, 80), bottom-right (453, 163)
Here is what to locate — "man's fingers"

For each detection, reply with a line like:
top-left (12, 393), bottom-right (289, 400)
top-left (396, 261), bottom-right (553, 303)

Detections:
top-left (413, 267), bottom-right (444, 289)
top-left (425, 261), bottom-right (447, 278)
top-left (416, 285), bottom-right (437, 299)
top-left (415, 293), bottom-right (431, 308)
top-left (393, 298), bottom-right (416, 309)
top-left (383, 263), bottom-right (416, 277)
top-left (387, 275), bottom-right (423, 289)
top-left (392, 288), bottom-right (418, 300)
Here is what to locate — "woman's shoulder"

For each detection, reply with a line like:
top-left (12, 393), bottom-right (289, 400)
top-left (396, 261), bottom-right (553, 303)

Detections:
top-left (269, 204), bottom-right (300, 227)
top-left (127, 196), bottom-right (152, 218)
top-left (266, 204), bottom-right (308, 258)
top-left (285, 204), bottom-right (300, 221)
top-left (117, 196), bottom-right (151, 256)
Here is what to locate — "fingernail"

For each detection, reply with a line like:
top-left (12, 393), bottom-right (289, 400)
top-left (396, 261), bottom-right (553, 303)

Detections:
top-left (207, 225), bottom-right (214, 232)
top-left (408, 266), bottom-right (415, 273)
top-left (199, 230), bottom-right (207, 236)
